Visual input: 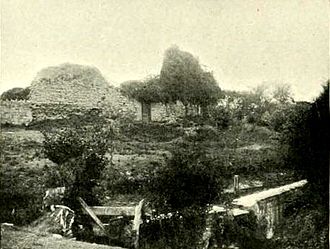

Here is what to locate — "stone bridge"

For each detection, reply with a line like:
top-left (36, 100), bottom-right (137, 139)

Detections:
top-left (229, 179), bottom-right (307, 238)
top-left (209, 180), bottom-right (307, 240)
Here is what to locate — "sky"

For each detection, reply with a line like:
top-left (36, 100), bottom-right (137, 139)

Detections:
top-left (1, 0), bottom-right (329, 101)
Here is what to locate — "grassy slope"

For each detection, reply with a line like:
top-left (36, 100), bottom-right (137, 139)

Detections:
top-left (1, 122), bottom-right (290, 222)
top-left (1, 225), bottom-right (124, 249)
top-left (0, 128), bottom-right (55, 225)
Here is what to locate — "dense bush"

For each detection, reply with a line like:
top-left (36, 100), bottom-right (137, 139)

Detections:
top-left (0, 166), bottom-right (45, 225)
top-left (280, 83), bottom-right (329, 208)
top-left (1, 87), bottom-right (30, 100)
top-left (219, 213), bottom-right (267, 249)
top-left (43, 124), bottom-right (115, 205)
top-left (140, 206), bottom-right (207, 249)
top-left (209, 106), bottom-right (231, 129)
top-left (270, 186), bottom-right (329, 249)
top-left (141, 134), bottom-right (225, 248)
top-left (267, 104), bottom-right (296, 131)
top-left (148, 139), bottom-right (224, 211)
top-left (42, 123), bottom-right (116, 241)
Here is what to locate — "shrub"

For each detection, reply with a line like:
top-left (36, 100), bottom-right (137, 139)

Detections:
top-left (272, 186), bottom-right (329, 249)
top-left (209, 106), bottom-right (231, 129)
top-left (140, 206), bottom-right (207, 249)
top-left (220, 213), bottom-right (267, 249)
top-left (0, 166), bottom-right (45, 225)
top-left (143, 136), bottom-right (225, 248)
top-left (148, 140), bottom-right (224, 211)
top-left (1, 87), bottom-right (30, 100)
top-left (43, 124), bottom-right (115, 211)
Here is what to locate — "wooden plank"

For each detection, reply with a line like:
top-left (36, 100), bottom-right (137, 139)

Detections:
top-left (90, 206), bottom-right (136, 216)
top-left (77, 197), bottom-right (107, 234)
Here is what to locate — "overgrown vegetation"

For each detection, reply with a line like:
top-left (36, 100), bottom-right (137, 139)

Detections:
top-left (42, 123), bottom-right (115, 239)
top-left (1, 87), bottom-right (31, 100)
top-left (1, 51), bottom-right (328, 249)
top-left (270, 82), bottom-right (329, 249)
top-left (121, 46), bottom-right (222, 119)
top-left (0, 130), bottom-right (47, 225)
top-left (141, 134), bottom-right (224, 249)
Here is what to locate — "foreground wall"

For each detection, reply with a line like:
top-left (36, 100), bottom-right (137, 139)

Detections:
top-left (0, 100), bottom-right (33, 126)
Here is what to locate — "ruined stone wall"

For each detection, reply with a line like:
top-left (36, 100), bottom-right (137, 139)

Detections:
top-left (29, 102), bottom-right (92, 122)
top-left (102, 87), bottom-right (139, 120)
top-left (0, 100), bottom-right (33, 126)
top-left (1, 88), bottom-right (140, 126)
top-left (151, 102), bottom-right (185, 122)
top-left (29, 64), bottom-right (111, 107)
top-left (29, 78), bottom-right (109, 107)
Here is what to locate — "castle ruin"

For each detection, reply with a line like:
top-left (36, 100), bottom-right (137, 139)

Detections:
top-left (1, 63), bottom-right (139, 126)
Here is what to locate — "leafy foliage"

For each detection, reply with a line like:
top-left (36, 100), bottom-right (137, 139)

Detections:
top-left (120, 75), bottom-right (167, 104)
top-left (43, 124), bottom-right (115, 208)
top-left (219, 89), bottom-right (274, 126)
top-left (208, 105), bottom-right (231, 129)
top-left (271, 187), bottom-right (329, 249)
top-left (148, 138), bottom-right (224, 211)
top-left (272, 83), bottom-right (293, 104)
top-left (280, 82), bottom-right (329, 208)
top-left (1, 87), bottom-right (31, 100)
top-left (141, 133), bottom-right (225, 248)
top-left (267, 103), bottom-right (296, 131)
top-left (140, 207), bottom-right (207, 249)
top-left (160, 46), bottom-right (221, 111)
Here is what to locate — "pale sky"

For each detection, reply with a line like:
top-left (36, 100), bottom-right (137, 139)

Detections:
top-left (1, 0), bottom-right (329, 101)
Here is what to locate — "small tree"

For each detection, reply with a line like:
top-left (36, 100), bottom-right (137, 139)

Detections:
top-left (121, 76), bottom-right (166, 104)
top-left (143, 135), bottom-right (225, 248)
top-left (209, 105), bottom-right (231, 129)
top-left (272, 83), bottom-right (293, 104)
top-left (43, 124), bottom-right (115, 205)
top-left (121, 76), bottom-right (168, 121)
top-left (43, 120), bottom-right (115, 239)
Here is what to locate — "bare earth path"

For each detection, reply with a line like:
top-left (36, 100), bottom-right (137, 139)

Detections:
top-left (1, 226), bottom-right (125, 249)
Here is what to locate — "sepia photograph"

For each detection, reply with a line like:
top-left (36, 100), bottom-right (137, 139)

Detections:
top-left (0, 0), bottom-right (329, 248)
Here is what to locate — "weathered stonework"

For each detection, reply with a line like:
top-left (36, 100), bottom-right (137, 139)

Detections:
top-left (151, 102), bottom-right (186, 122)
top-left (1, 64), bottom-right (140, 126)
top-left (0, 100), bottom-right (32, 126)
top-left (29, 64), bottom-right (110, 106)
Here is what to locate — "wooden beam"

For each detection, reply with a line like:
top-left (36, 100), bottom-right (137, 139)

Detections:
top-left (89, 206), bottom-right (136, 216)
top-left (77, 197), bottom-right (107, 234)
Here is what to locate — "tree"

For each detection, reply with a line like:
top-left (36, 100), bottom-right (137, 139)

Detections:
top-left (268, 104), bottom-right (293, 131)
top-left (222, 88), bottom-right (272, 125)
top-left (120, 76), bottom-right (166, 104)
top-left (120, 80), bottom-right (143, 102)
top-left (1, 87), bottom-right (30, 100)
top-left (272, 83), bottom-right (293, 104)
top-left (160, 46), bottom-right (221, 115)
top-left (144, 136), bottom-right (225, 249)
top-left (43, 121), bottom-right (115, 239)
top-left (280, 81), bottom-right (329, 208)
top-left (120, 76), bottom-right (167, 121)
top-left (149, 142), bottom-right (223, 211)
